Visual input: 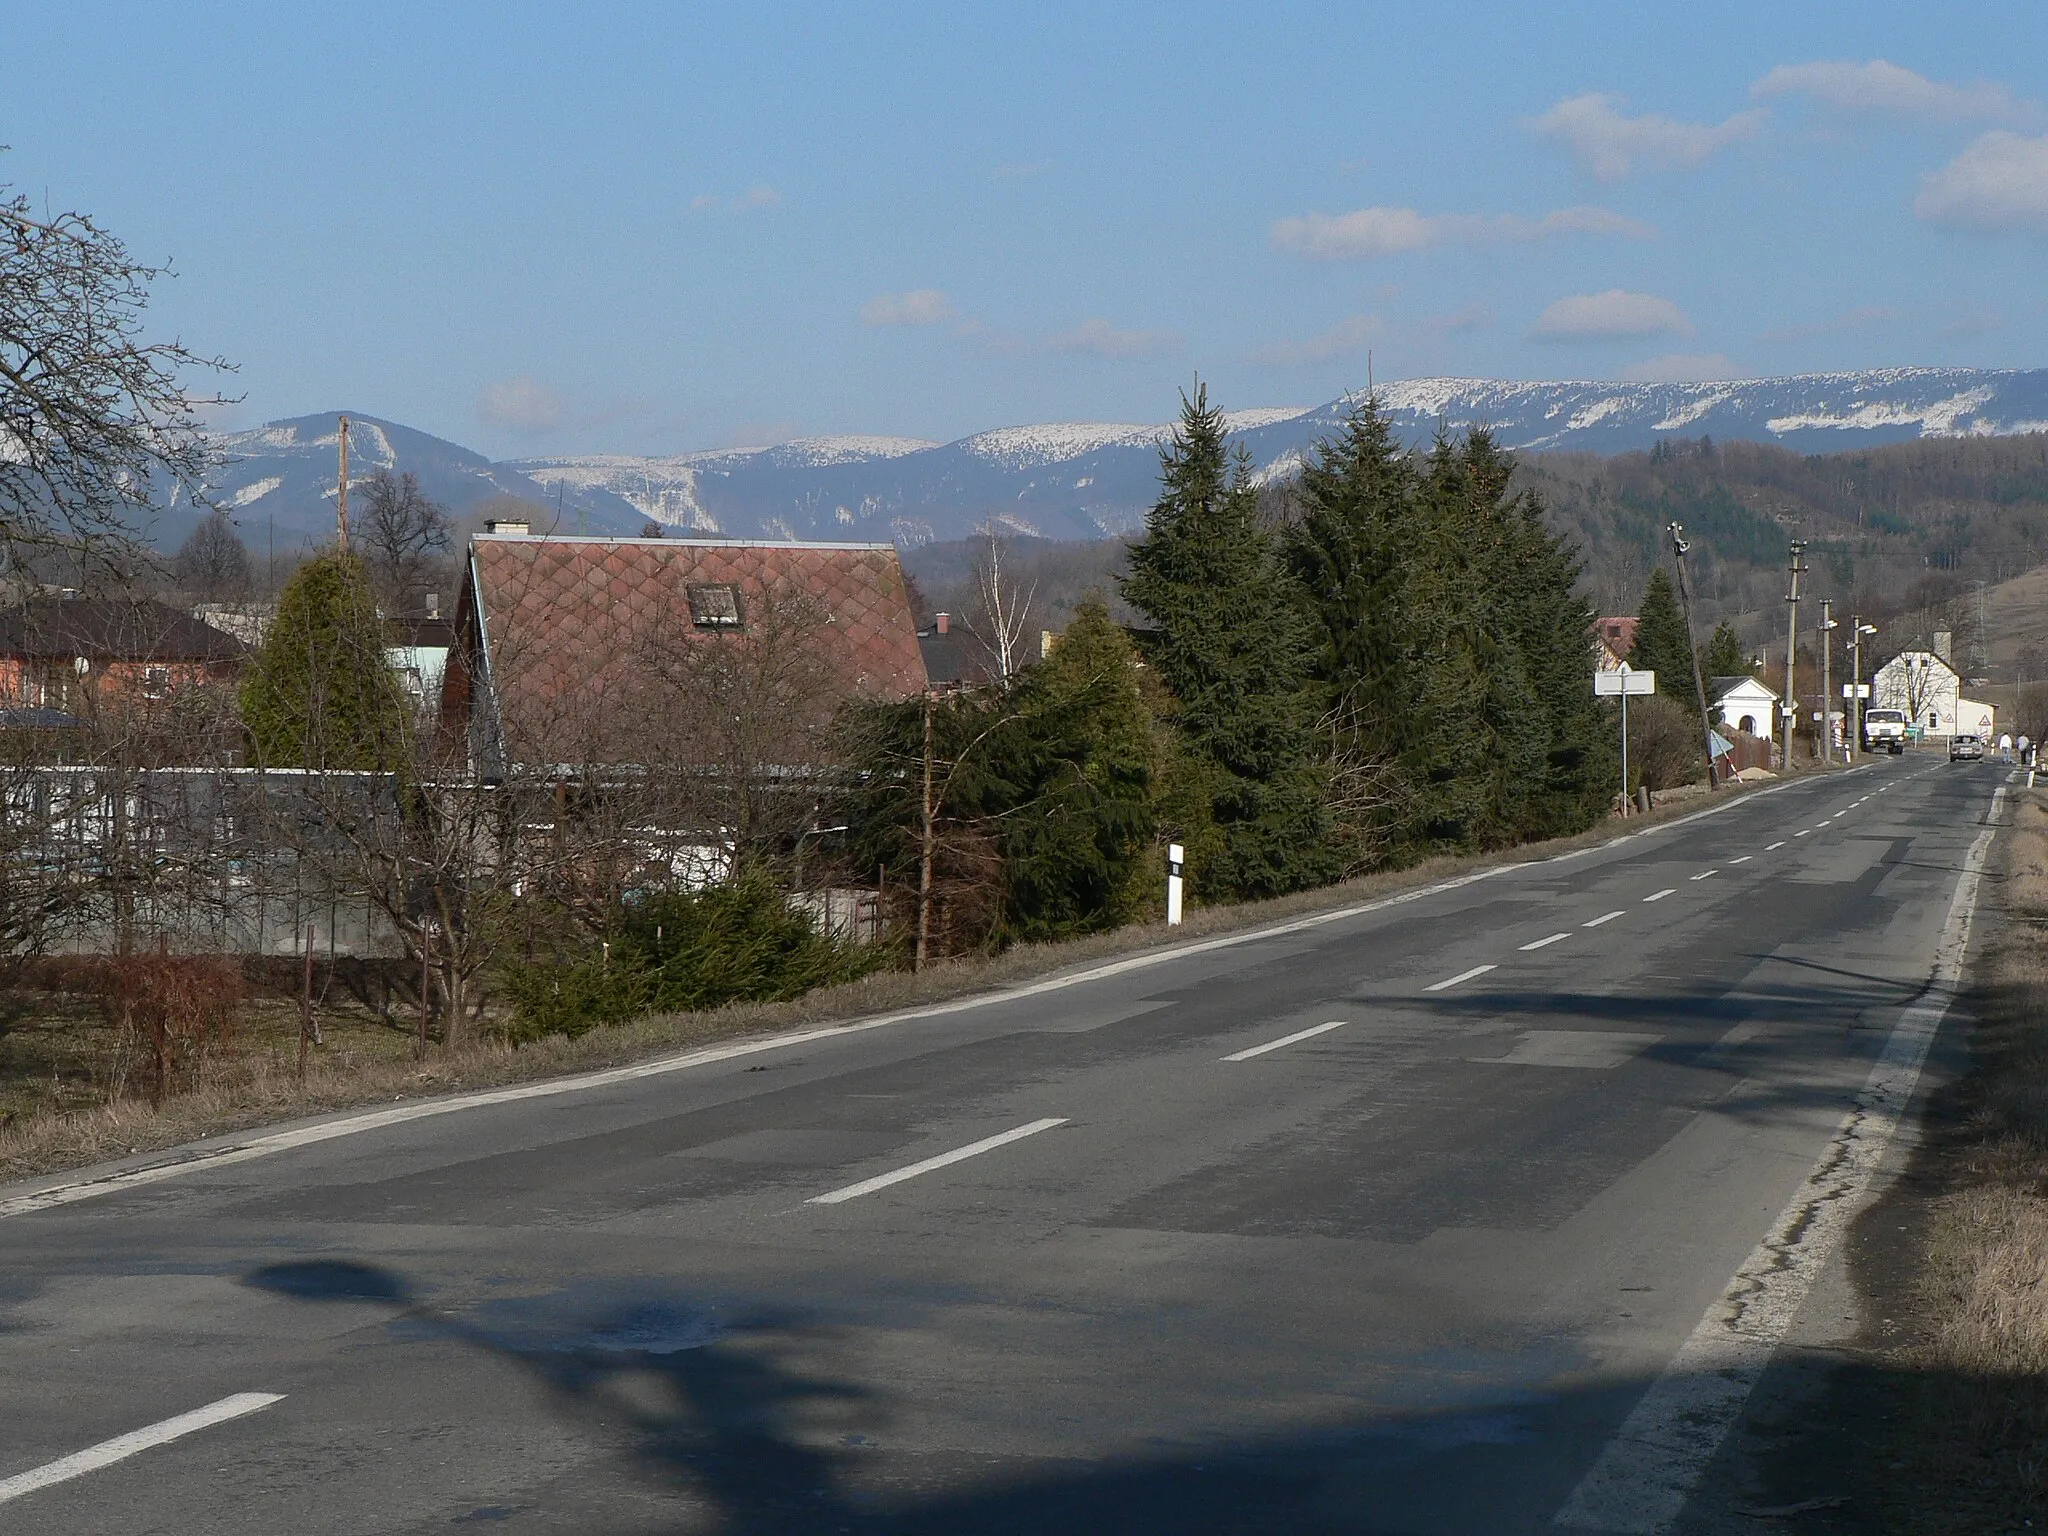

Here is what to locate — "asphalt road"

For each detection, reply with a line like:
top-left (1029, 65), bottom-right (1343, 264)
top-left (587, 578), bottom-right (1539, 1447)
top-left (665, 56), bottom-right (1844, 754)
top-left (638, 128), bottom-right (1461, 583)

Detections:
top-left (0, 756), bottom-right (2005, 1534)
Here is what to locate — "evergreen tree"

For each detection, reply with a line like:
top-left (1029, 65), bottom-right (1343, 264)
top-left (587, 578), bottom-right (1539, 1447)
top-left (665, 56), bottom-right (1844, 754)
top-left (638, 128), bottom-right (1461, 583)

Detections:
top-left (1703, 620), bottom-right (1747, 680)
top-left (1627, 568), bottom-right (1694, 695)
top-left (241, 550), bottom-right (410, 769)
top-left (1121, 385), bottom-right (1335, 900)
top-left (1283, 396), bottom-right (1415, 861)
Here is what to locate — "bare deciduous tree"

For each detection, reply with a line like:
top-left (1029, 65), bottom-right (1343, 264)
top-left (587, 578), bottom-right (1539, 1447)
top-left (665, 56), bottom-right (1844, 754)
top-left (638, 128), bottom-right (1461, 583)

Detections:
top-left (172, 509), bottom-right (252, 603)
top-left (965, 528), bottom-right (1038, 680)
top-left (0, 179), bottom-right (233, 572)
top-left (358, 470), bottom-right (452, 617)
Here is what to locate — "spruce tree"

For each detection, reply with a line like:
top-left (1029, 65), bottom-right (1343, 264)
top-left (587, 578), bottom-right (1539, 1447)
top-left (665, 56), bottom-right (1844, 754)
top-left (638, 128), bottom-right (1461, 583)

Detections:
top-left (1703, 621), bottom-right (1747, 680)
top-left (1627, 568), bottom-right (1694, 695)
top-left (1121, 386), bottom-right (1334, 900)
top-left (241, 550), bottom-right (410, 769)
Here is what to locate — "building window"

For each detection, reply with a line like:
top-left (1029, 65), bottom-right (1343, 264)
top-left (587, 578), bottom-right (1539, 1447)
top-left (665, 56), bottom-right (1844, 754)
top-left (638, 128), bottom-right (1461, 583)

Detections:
top-left (687, 583), bottom-right (744, 629)
top-left (142, 666), bottom-right (172, 699)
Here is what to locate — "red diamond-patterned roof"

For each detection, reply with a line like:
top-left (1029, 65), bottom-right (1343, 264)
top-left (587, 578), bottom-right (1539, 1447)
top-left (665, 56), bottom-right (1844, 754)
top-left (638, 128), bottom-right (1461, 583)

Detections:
top-left (449, 536), bottom-right (928, 766)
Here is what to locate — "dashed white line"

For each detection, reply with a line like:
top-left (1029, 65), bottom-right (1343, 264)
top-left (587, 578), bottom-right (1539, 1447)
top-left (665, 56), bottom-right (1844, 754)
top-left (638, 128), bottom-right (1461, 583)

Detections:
top-left (0, 1394), bottom-right (285, 1505)
top-left (1520, 933), bottom-right (1572, 951)
top-left (1765, 841), bottom-right (1786, 851)
top-left (1584, 911), bottom-right (1626, 928)
top-left (1728, 855), bottom-right (1752, 865)
top-left (1643, 889), bottom-right (1676, 903)
top-left (808, 1119), bottom-right (1068, 1204)
top-left (1817, 818), bottom-right (1834, 825)
top-left (1222, 1020), bottom-right (1347, 1062)
top-left (1690, 870), bottom-right (1718, 881)
top-left (1794, 830), bottom-right (1810, 837)
top-left (1425, 964), bottom-right (1497, 992)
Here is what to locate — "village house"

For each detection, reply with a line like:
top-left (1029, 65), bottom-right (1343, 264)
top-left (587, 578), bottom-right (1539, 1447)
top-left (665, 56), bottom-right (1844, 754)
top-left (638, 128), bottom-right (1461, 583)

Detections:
top-left (439, 529), bottom-right (929, 777)
top-left (1593, 616), bottom-right (1637, 673)
top-left (1871, 648), bottom-right (1995, 739)
top-left (0, 595), bottom-right (243, 717)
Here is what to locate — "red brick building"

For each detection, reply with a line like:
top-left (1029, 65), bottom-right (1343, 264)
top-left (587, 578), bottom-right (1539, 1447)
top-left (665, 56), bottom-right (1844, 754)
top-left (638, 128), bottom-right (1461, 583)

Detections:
top-left (0, 596), bottom-right (244, 717)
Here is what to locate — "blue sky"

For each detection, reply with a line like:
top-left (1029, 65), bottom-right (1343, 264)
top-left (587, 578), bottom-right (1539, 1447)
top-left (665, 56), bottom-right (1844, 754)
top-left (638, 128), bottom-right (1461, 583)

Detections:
top-left (6, 2), bottom-right (2047, 457)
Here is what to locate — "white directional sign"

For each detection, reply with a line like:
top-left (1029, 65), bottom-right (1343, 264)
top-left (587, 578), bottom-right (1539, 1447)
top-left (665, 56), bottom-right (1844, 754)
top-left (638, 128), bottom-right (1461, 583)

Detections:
top-left (1594, 668), bottom-right (1655, 696)
top-left (1842, 683), bottom-right (1870, 698)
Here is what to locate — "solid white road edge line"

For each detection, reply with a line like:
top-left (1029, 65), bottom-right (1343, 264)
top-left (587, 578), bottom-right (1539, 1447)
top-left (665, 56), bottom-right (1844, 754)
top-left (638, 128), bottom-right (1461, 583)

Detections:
top-left (1554, 784), bottom-right (2007, 1534)
top-left (1643, 889), bottom-right (1675, 903)
top-left (0, 1393), bottom-right (285, 1505)
top-left (807, 1118), bottom-right (1067, 1205)
top-left (0, 763), bottom-right (1830, 1222)
top-left (1519, 933), bottom-right (1571, 951)
top-left (1221, 1020), bottom-right (1348, 1062)
top-left (1583, 911), bottom-right (1626, 928)
top-left (1424, 964), bottom-right (1497, 992)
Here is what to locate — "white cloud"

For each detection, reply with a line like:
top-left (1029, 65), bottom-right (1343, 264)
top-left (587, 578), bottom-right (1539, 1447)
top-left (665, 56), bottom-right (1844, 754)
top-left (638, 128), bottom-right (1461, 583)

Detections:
top-left (1532, 290), bottom-right (1693, 341)
top-left (1619, 352), bottom-right (1742, 383)
top-left (1249, 314), bottom-right (1383, 367)
top-left (1915, 130), bottom-right (2048, 235)
top-left (690, 186), bottom-right (783, 212)
top-left (1527, 93), bottom-right (1764, 181)
top-left (1270, 203), bottom-right (1651, 260)
top-left (1045, 318), bottom-right (1182, 359)
top-left (861, 289), bottom-right (958, 327)
top-left (478, 374), bottom-right (568, 434)
top-left (1752, 60), bottom-right (2037, 126)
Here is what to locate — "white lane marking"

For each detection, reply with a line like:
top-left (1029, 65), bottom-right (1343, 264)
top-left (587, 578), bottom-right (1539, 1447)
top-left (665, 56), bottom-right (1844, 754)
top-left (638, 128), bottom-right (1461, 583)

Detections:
top-left (1794, 829), bottom-right (1810, 837)
top-left (1689, 870), bottom-right (1718, 881)
top-left (808, 1119), bottom-right (1067, 1205)
top-left (1425, 964), bottom-right (1497, 992)
top-left (1817, 818), bottom-right (1834, 825)
top-left (1519, 933), bottom-right (1572, 951)
top-left (1222, 1020), bottom-right (1348, 1062)
top-left (1643, 889), bottom-right (1675, 902)
top-left (1583, 911), bottom-right (1626, 928)
top-left (1555, 785), bottom-right (2005, 1534)
top-left (1728, 856), bottom-right (1752, 865)
top-left (0, 767), bottom-right (1824, 1222)
top-left (0, 1393), bottom-right (285, 1505)
top-left (1765, 841), bottom-right (1786, 851)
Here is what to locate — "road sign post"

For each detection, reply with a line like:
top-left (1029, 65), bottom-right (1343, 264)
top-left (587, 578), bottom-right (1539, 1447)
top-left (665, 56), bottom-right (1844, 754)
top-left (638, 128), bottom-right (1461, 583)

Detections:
top-left (1166, 843), bottom-right (1185, 926)
top-left (1595, 664), bottom-right (1655, 813)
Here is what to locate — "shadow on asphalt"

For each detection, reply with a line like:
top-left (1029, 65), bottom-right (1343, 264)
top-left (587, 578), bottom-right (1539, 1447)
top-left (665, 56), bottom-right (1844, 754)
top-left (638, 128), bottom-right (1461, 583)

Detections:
top-left (242, 1257), bottom-right (1666, 1533)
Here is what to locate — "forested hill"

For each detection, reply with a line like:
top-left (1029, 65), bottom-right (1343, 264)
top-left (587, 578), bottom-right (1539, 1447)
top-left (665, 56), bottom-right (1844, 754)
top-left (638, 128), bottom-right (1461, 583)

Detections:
top-left (905, 429), bottom-right (2048, 646)
top-left (1518, 430), bottom-right (2048, 622)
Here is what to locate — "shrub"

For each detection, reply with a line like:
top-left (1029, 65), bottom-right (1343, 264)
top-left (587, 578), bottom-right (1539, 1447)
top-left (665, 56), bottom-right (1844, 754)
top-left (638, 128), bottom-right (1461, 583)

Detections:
top-left (98, 952), bottom-right (245, 1104)
top-left (499, 871), bottom-right (884, 1041)
top-left (1626, 693), bottom-right (1704, 792)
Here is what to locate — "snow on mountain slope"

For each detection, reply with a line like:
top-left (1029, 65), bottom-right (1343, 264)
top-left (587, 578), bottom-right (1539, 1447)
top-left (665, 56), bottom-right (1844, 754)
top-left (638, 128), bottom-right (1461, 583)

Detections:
top-left (160, 370), bottom-right (2048, 554)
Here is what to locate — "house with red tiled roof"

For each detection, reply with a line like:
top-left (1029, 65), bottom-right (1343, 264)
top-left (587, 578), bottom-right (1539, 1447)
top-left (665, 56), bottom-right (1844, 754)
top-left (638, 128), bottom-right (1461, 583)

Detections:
top-left (440, 531), bottom-right (929, 776)
top-left (1594, 616), bottom-right (1638, 672)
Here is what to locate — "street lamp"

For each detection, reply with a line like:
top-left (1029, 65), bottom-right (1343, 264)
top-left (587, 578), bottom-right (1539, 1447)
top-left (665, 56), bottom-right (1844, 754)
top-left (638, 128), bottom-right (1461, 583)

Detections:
top-left (1848, 620), bottom-right (1876, 755)
top-left (1819, 601), bottom-right (1839, 764)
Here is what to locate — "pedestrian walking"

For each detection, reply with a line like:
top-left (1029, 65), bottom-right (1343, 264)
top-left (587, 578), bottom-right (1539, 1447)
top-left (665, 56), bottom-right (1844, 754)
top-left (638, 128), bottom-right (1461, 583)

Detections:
top-left (1999, 731), bottom-right (2014, 762)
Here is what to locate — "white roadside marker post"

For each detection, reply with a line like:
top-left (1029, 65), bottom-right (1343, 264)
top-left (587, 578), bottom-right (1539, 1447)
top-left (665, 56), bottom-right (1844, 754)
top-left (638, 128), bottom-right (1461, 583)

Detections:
top-left (1166, 843), bottom-right (1185, 926)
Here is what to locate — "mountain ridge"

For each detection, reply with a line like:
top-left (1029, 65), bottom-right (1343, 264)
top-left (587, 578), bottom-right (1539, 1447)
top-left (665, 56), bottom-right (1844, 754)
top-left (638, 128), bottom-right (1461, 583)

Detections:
top-left (177, 369), bottom-right (2048, 552)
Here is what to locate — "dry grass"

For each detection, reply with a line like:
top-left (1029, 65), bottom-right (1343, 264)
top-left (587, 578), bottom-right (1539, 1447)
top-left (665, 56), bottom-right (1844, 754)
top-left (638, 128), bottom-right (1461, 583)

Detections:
top-left (1871, 787), bottom-right (2048, 1529)
top-left (0, 778), bottom-right (1781, 1187)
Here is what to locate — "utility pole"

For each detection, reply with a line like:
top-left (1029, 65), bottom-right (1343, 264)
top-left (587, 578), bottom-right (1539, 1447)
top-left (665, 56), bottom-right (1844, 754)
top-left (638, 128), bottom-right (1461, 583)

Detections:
top-left (1669, 523), bottom-right (1718, 791)
top-left (336, 415), bottom-right (352, 552)
top-left (915, 689), bottom-right (934, 972)
top-left (1819, 599), bottom-right (1837, 764)
top-left (1783, 540), bottom-right (1808, 767)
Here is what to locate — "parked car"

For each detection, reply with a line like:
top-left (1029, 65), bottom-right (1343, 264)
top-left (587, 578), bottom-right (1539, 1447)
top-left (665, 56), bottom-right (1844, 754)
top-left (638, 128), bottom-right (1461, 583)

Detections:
top-left (1950, 733), bottom-right (1984, 762)
top-left (1863, 707), bottom-right (1908, 755)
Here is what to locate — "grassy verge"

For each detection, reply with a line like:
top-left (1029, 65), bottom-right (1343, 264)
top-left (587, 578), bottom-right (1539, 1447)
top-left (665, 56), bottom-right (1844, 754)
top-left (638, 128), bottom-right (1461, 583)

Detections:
top-left (1841, 785), bottom-right (2048, 1532)
top-left (0, 777), bottom-right (1778, 1187)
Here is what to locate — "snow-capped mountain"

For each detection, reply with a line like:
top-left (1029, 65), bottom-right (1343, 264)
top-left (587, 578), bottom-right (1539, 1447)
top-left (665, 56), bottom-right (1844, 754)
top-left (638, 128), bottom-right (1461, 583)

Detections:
top-left (176, 370), bottom-right (2048, 552)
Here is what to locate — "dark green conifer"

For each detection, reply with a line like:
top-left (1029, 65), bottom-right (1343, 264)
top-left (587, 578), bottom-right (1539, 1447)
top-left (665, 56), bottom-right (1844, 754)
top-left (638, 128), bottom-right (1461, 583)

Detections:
top-left (1703, 620), bottom-right (1747, 680)
top-left (1121, 385), bottom-right (1335, 900)
top-left (1627, 567), bottom-right (1694, 695)
top-left (241, 550), bottom-right (410, 769)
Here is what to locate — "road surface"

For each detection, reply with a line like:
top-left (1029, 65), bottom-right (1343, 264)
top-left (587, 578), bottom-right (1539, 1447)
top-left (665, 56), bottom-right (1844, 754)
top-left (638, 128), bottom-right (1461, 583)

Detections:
top-left (0, 757), bottom-right (2003, 1533)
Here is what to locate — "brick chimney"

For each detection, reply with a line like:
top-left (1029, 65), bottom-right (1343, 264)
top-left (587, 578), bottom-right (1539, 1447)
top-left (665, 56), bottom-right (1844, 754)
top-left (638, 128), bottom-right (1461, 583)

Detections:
top-left (935, 612), bottom-right (950, 634)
